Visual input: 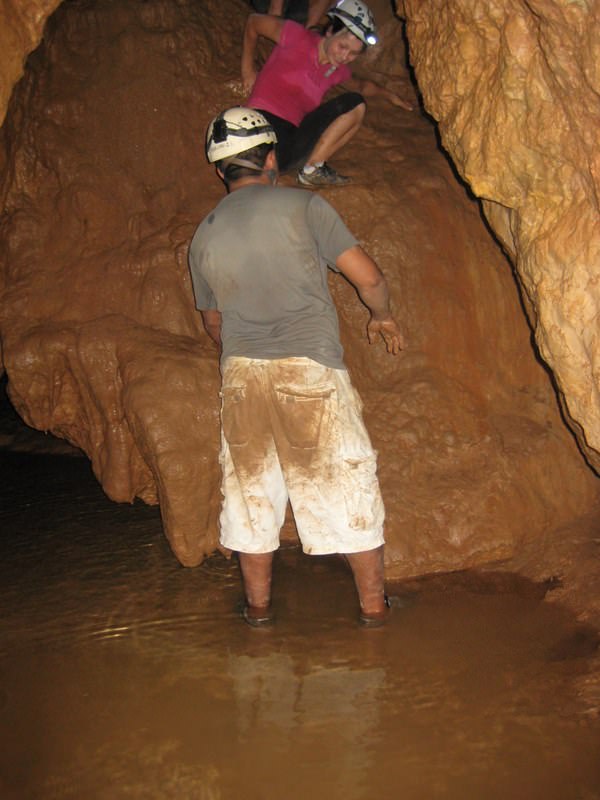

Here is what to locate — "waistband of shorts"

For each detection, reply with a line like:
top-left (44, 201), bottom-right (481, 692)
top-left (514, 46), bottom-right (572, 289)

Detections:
top-left (223, 355), bottom-right (347, 372)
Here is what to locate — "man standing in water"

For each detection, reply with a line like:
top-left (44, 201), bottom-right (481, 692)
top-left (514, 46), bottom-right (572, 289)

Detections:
top-left (188, 107), bottom-right (404, 627)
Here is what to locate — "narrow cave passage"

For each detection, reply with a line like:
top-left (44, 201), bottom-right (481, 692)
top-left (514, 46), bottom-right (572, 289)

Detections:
top-left (1, 0), bottom-right (600, 795)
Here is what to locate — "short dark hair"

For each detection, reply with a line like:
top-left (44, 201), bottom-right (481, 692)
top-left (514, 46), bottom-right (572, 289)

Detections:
top-left (217, 142), bottom-right (274, 185)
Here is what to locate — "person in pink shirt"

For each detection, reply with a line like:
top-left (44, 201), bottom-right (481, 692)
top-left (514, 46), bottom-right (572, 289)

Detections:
top-left (241, 0), bottom-right (413, 187)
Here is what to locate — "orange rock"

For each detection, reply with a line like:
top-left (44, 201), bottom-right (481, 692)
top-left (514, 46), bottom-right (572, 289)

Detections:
top-left (0, 0), bottom-right (598, 574)
top-left (402, 0), bottom-right (600, 471)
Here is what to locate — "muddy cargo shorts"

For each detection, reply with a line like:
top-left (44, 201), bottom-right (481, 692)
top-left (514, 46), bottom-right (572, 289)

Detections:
top-left (219, 356), bottom-right (385, 555)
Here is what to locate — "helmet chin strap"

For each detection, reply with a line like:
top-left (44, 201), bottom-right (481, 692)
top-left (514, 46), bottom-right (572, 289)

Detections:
top-left (221, 156), bottom-right (277, 185)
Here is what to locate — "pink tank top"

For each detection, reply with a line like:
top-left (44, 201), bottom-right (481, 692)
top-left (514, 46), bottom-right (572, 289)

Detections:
top-left (248, 21), bottom-right (352, 127)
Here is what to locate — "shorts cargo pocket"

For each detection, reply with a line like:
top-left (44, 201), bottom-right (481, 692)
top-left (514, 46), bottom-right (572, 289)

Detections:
top-left (274, 387), bottom-right (333, 449)
top-left (221, 386), bottom-right (249, 447)
top-left (343, 454), bottom-right (383, 530)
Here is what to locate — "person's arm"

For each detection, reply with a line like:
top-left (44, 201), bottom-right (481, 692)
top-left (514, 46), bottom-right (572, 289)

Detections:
top-left (201, 309), bottom-right (222, 348)
top-left (306, 0), bottom-right (331, 28)
top-left (336, 245), bottom-right (405, 354)
top-left (241, 14), bottom-right (285, 93)
top-left (343, 75), bottom-right (413, 111)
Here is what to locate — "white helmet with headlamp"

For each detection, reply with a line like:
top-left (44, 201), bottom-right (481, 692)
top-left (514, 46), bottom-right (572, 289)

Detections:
top-left (327, 0), bottom-right (378, 47)
top-left (206, 107), bottom-right (277, 164)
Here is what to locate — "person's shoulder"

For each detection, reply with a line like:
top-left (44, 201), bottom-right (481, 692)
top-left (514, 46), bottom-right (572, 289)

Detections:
top-left (304, 191), bottom-right (347, 227)
top-left (190, 196), bottom-right (230, 238)
top-left (281, 19), bottom-right (317, 45)
top-left (305, 190), bottom-right (337, 214)
top-left (282, 19), bottom-right (305, 35)
top-left (250, 185), bottom-right (317, 217)
top-left (271, 185), bottom-right (315, 207)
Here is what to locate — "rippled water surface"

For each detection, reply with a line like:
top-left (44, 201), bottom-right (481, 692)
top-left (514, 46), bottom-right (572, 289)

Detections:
top-left (1, 448), bottom-right (600, 799)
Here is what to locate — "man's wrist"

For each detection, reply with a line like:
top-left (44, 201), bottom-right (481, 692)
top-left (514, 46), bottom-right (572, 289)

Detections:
top-left (369, 310), bottom-right (392, 322)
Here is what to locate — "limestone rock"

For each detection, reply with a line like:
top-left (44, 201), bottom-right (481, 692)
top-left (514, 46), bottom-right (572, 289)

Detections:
top-left (401, 0), bottom-right (600, 471)
top-left (0, 0), bottom-right (598, 573)
top-left (0, 0), bottom-right (61, 131)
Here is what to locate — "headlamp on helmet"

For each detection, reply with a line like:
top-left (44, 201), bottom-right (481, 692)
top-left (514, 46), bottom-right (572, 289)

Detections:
top-left (327, 0), bottom-right (378, 47)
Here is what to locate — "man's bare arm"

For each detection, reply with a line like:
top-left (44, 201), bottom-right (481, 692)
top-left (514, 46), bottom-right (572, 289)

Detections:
top-left (336, 245), bottom-right (405, 355)
top-left (201, 309), bottom-right (222, 348)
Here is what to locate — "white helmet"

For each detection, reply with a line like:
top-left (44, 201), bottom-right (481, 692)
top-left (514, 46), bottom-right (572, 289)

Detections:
top-left (206, 107), bottom-right (277, 163)
top-left (327, 0), bottom-right (377, 46)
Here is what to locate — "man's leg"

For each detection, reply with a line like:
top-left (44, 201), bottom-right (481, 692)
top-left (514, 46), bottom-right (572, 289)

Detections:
top-left (220, 359), bottom-right (288, 626)
top-left (344, 545), bottom-right (388, 624)
top-left (271, 361), bottom-right (386, 624)
top-left (239, 551), bottom-right (275, 624)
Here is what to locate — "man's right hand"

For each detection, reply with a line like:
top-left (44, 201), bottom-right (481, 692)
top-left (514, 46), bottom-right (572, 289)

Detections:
top-left (367, 315), bottom-right (405, 355)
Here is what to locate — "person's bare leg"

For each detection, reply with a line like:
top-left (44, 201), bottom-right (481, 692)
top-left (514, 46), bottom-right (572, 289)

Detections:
top-left (305, 103), bottom-right (366, 166)
top-left (344, 545), bottom-right (387, 623)
top-left (306, 0), bottom-right (331, 28)
top-left (268, 0), bottom-right (285, 15)
top-left (238, 552), bottom-right (275, 623)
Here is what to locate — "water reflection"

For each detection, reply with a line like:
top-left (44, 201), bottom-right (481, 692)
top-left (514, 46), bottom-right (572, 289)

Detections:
top-left (1, 449), bottom-right (600, 799)
top-left (228, 649), bottom-right (385, 800)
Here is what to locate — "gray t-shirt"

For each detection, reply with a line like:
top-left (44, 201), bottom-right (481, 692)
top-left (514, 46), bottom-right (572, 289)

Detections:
top-left (188, 184), bottom-right (358, 369)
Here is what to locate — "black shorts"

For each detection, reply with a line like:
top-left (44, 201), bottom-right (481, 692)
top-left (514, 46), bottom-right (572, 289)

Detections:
top-left (258, 92), bottom-right (365, 173)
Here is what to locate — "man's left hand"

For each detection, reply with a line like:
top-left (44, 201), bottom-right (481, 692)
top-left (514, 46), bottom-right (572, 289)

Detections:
top-left (367, 316), bottom-right (405, 355)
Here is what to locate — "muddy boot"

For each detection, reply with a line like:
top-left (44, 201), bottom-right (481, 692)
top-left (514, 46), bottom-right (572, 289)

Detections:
top-left (238, 551), bottom-right (275, 627)
top-left (344, 545), bottom-right (389, 627)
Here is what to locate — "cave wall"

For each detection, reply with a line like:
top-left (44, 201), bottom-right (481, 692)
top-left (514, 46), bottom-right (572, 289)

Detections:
top-left (401, 0), bottom-right (600, 471)
top-left (0, 0), bottom-right (598, 574)
top-left (0, 0), bottom-right (61, 133)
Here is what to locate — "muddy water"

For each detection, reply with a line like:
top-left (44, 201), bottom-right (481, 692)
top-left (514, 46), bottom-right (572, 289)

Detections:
top-left (1, 447), bottom-right (600, 799)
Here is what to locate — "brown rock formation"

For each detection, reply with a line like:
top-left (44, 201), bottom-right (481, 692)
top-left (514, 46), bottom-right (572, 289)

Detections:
top-left (0, 0), bottom-right (598, 578)
top-left (0, 0), bottom-right (61, 131)
top-left (401, 0), bottom-right (600, 471)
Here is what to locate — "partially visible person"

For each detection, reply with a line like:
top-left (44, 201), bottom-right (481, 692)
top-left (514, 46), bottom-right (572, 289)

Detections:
top-left (188, 107), bottom-right (405, 627)
top-left (249, 0), bottom-right (309, 25)
top-left (241, 0), bottom-right (413, 187)
top-left (248, 0), bottom-right (331, 28)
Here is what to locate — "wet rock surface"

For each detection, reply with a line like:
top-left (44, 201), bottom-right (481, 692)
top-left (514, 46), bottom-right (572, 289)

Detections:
top-left (0, 0), bottom-right (598, 586)
top-left (401, 0), bottom-right (600, 469)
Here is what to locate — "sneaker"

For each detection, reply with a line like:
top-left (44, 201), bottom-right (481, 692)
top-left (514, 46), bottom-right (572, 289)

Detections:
top-left (297, 163), bottom-right (351, 187)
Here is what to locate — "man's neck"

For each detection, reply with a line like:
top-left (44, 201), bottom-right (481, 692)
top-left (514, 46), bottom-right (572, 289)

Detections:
top-left (229, 174), bottom-right (274, 193)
